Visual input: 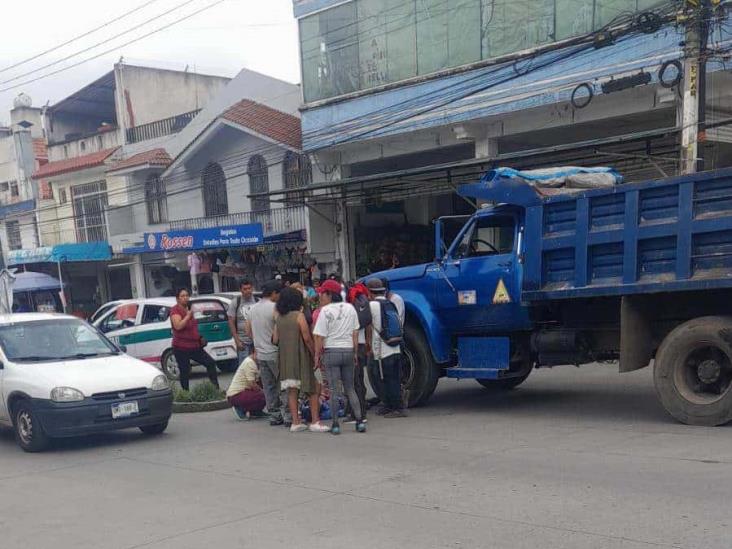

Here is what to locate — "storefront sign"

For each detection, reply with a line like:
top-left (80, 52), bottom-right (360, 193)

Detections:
top-left (142, 224), bottom-right (264, 252)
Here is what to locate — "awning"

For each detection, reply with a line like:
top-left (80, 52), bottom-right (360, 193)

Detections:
top-left (0, 199), bottom-right (35, 218)
top-left (8, 242), bottom-right (112, 265)
top-left (12, 272), bottom-right (63, 293)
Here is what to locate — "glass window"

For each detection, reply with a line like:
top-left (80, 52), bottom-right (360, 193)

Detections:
top-left (6, 220), bottom-right (21, 251)
top-left (190, 300), bottom-right (227, 324)
top-left (141, 305), bottom-right (170, 324)
top-left (145, 174), bottom-right (168, 224)
top-left (454, 215), bottom-right (515, 258)
top-left (99, 303), bottom-right (138, 333)
top-left (72, 180), bottom-right (108, 242)
top-left (299, 0), bottom-right (655, 103)
top-left (0, 319), bottom-right (117, 362)
top-left (248, 155), bottom-right (270, 212)
top-left (202, 162), bottom-right (228, 217)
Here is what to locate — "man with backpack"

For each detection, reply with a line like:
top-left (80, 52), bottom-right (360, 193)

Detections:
top-left (366, 278), bottom-right (406, 418)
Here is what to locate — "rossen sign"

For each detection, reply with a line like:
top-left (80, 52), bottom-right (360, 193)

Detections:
top-left (141, 223), bottom-right (264, 253)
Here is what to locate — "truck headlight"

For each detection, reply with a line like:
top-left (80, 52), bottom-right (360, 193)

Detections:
top-left (151, 375), bottom-right (170, 391)
top-left (51, 387), bottom-right (84, 402)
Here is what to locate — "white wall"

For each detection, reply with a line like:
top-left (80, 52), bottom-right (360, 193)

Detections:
top-left (115, 64), bottom-right (230, 130)
top-left (47, 130), bottom-right (119, 162)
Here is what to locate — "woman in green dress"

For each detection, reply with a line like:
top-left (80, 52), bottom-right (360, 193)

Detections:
top-left (274, 287), bottom-right (329, 433)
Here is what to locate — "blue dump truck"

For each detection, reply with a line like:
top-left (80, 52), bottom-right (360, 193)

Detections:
top-left (372, 167), bottom-right (732, 426)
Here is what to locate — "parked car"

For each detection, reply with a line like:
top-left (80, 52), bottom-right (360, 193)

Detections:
top-left (0, 313), bottom-right (173, 452)
top-left (92, 297), bottom-right (239, 380)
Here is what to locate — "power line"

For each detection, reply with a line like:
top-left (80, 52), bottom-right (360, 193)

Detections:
top-left (0, 0), bottom-right (200, 87)
top-left (0, 0), bottom-right (227, 95)
top-left (0, 0), bottom-right (163, 74)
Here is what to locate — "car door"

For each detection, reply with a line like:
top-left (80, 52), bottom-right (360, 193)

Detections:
top-left (0, 347), bottom-right (8, 423)
top-left (96, 303), bottom-right (140, 355)
top-left (134, 304), bottom-right (172, 364)
top-left (190, 299), bottom-right (231, 357)
top-left (436, 212), bottom-right (525, 332)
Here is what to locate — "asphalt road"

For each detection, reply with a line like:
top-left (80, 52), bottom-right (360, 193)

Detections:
top-left (1, 363), bottom-right (731, 549)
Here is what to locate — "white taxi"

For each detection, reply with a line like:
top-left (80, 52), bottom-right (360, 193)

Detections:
top-left (93, 297), bottom-right (238, 380)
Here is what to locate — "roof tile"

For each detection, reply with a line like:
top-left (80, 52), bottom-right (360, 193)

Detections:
top-left (222, 100), bottom-right (301, 150)
top-left (32, 147), bottom-right (119, 179)
top-left (107, 148), bottom-right (172, 173)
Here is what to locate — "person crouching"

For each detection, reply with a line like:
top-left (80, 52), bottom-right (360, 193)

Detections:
top-left (227, 351), bottom-right (267, 421)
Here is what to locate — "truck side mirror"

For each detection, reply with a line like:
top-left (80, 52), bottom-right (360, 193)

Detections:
top-left (434, 218), bottom-right (446, 262)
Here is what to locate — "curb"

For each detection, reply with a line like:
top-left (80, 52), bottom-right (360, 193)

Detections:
top-left (172, 399), bottom-right (230, 413)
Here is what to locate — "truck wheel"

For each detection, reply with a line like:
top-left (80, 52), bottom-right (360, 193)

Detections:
top-left (161, 350), bottom-right (180, 381)
top-left (366, 322), bottom-right (439, 408)
top-left (14, 400), bottom-right (50, 452)
top-left (654, 316), bottom-right (732, 426)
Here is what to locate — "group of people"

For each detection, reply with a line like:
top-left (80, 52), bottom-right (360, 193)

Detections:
top-left (168, 275), bottom-right (407, 435)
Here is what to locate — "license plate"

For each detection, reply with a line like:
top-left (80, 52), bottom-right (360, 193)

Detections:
top-left (215, 348), bottom-right (228, 357)
top-left (111, 401), bottom-right (139, 419)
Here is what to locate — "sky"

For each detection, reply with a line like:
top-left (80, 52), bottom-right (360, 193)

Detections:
top-left (0, 0), bottom-right (301, 124)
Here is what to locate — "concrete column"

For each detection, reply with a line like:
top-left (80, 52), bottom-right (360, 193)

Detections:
top-left (130, 255), bottom-right (146, 298)
top-left (212, 272), bottom-right (221, 293)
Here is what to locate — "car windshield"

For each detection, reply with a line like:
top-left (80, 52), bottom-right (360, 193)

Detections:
top-left (0, 319), bottom-right (118, 362)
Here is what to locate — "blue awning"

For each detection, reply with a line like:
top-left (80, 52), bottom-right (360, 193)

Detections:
top-left (8, 241), bottom-right (112, 265)
top-left (12, 272), bottom-right (63, 293)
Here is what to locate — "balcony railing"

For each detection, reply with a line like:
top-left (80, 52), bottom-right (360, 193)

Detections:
top-left (125, 110), bottom-right (201, 144)
top-left (169, 206), bottom-right (306, 236)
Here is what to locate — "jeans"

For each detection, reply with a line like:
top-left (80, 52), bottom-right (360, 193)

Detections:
top-left (323, 349), bottom-right (362, 423)
top-left (257, 357), bottom-right (290, 422)
top-left (174, 348), bottom-right (219, 391)
top-left (378, 354), bottom-right (402, 411)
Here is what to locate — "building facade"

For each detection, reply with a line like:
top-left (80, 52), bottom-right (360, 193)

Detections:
top-left (291, 0), bottom-right (732, 278)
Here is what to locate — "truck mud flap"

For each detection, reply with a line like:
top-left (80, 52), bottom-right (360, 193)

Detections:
top-left (620, 295), bottom-right (654, 372)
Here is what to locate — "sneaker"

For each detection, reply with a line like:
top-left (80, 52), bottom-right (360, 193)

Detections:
top-left (231, 406), bottom-right (248, 421)
top-left (375, 406), bottom-right (391, 416)
top-left (289, 423), bottom-right (308, 433)
top-left (384, 409), bottom-right (407, 419)
top-left (269, 417), bottom-right (284, 426)
top-left (356, 421), bottom-right (367, 433)
top-left (331, 423), bottom-right (341, 435)
top-left (308, 422), bottom-right (331, 433)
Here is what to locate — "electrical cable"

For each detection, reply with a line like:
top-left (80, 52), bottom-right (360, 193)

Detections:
top-left (0, 0), bottom-right (163, 74)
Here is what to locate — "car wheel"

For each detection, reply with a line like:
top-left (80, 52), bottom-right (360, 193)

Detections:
top-left (14, 400), bottom-right (50, 452)
top-left (161, 350), bottom-right (180, 381)
top-left (139, 421), bottom-right (169, 435)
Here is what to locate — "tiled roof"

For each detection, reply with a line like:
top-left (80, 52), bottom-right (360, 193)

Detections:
top-left (222, 99), bottom-right (301, 150)
top-left (107, 148), bottom-right (172, 173)
top-left (32, 147), bottom-right (118, 179)
top-left (32, 138), bottom-right (48, 160)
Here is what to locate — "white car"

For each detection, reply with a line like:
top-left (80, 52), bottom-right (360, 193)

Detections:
top-left (0, 313), bottom-right (173, 452)
top-left (92, 297), bottom-right (239, 380)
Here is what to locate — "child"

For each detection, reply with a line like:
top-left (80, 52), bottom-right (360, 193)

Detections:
top-left (227, 352), bottom-right (267, 420)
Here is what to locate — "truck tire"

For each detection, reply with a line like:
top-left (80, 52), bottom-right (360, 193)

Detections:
top-left (367, 323), bottom-right (439, 408)
top-left (477, 340), bottom-right (533, 391)
top-left (654, 316), bottom-right (732, 426)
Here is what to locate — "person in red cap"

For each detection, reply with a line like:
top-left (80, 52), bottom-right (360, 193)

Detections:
top-left (313, 279), bottom-right (366, 434)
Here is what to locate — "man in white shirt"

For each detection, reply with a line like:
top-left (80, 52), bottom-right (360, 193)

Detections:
top-left (366, 278), bottom-right (406, 418)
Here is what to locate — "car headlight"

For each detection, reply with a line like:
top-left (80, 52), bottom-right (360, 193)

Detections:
top-left (51, 387), bottom-right (84, 402)
top-left (151, 374), bottom-right (170, 391)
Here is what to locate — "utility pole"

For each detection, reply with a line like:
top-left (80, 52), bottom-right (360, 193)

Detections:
top-left (679, 0), bottom-right (714, 174)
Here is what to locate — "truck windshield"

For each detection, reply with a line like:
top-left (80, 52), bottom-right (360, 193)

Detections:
top-left (454, 215), bottom-right (515, 259)
top-left (0, 319), bottom-right (118, 362)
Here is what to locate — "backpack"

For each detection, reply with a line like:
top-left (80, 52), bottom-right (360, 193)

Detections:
top-left (353, 293), bottom-right (372, 330)
top-left (378, 299), bottom-right (403, 346)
